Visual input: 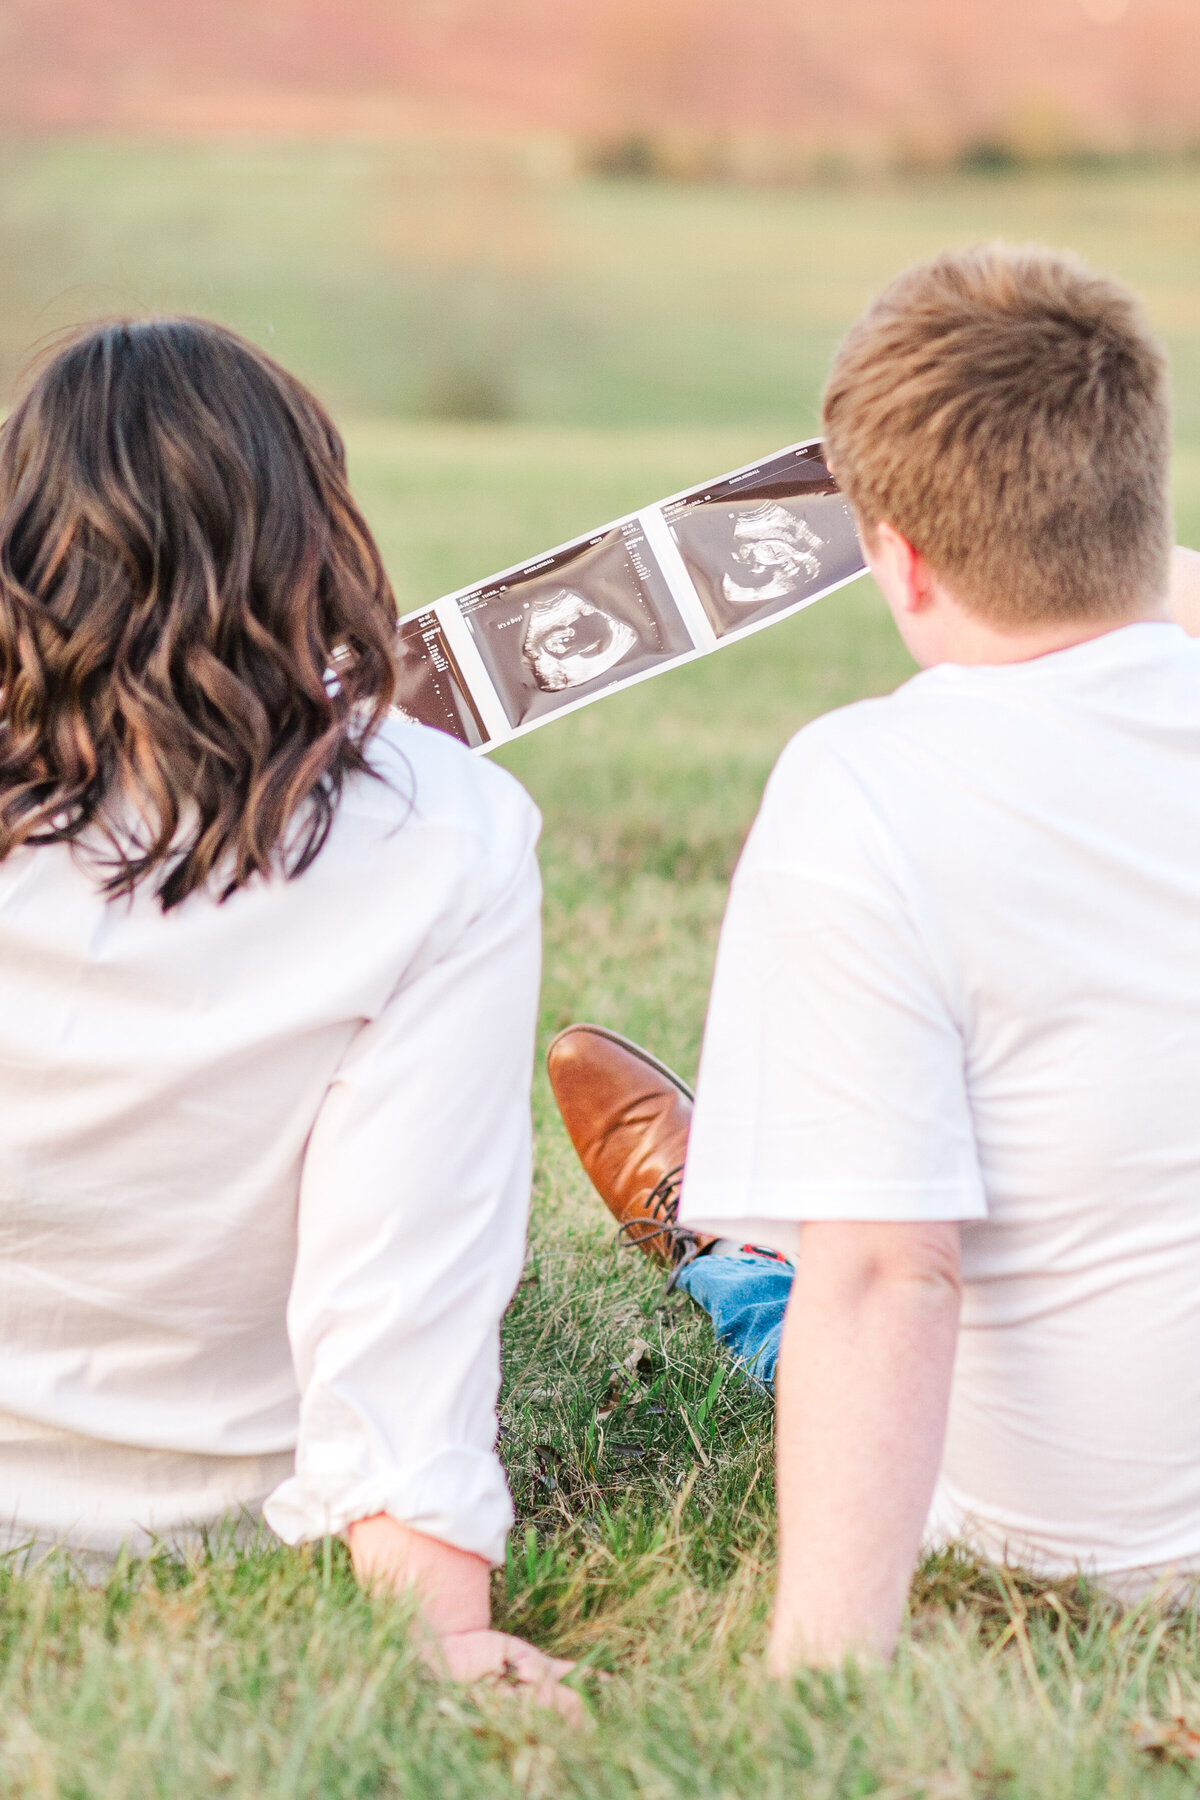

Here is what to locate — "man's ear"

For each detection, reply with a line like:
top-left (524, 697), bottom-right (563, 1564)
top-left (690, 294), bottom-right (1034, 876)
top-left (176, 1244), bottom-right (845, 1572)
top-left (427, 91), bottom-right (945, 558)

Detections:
top-left (861, 519), bottom-right (936, 616)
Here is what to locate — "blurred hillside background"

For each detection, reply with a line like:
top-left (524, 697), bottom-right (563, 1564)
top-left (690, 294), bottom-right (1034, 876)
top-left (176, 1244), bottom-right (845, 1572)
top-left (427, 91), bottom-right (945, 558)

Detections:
top-left (2, 0), bottom-right (1197, 158)
top-left (1, 0), bottom-right (1200, 450)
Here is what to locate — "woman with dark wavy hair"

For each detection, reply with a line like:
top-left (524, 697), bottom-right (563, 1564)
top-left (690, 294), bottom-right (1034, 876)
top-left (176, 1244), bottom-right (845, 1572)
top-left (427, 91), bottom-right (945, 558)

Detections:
top-left (0, 319), bottom-right (573, 1711)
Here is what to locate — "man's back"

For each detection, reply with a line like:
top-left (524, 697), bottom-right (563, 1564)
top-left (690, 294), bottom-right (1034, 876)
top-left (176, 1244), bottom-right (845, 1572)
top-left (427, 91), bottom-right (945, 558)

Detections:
top-left (684, 621), bottom-right (1200, 1585)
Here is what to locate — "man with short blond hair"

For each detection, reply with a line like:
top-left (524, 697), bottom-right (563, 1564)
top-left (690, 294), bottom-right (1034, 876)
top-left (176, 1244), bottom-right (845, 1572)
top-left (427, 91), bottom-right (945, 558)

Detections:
top-left (548, 245), bottom-right (1200, 1670)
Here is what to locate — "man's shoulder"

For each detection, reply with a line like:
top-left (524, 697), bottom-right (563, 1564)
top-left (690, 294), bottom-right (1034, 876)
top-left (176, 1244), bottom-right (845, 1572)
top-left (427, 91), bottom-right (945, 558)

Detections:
top-left (770, 679), bottom-right (930, 794)
top-left (774, 625), bottom-right (1200, 796)
top-left (746, 673), bottom-right (975, 880)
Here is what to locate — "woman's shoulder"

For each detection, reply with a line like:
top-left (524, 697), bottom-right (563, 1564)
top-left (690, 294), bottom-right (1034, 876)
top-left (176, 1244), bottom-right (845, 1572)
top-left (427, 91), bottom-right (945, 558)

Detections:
top-left (340, 712), bottom-right (540, 854)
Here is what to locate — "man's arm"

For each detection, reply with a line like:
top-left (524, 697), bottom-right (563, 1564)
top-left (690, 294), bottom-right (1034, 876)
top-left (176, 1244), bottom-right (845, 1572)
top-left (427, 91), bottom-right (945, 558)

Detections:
top-left (768, 1219), bottom-right (962, 1673)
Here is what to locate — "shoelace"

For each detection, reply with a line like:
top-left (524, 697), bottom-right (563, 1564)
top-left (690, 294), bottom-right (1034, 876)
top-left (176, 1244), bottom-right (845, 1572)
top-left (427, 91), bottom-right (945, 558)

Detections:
top-left (616, 1164), bottom-right (702, 1288)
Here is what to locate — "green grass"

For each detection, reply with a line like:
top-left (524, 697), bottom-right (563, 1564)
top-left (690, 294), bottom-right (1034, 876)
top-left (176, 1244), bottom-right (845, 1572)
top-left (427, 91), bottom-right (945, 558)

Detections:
top-left (3, 144), bottom-right (1200, 1792)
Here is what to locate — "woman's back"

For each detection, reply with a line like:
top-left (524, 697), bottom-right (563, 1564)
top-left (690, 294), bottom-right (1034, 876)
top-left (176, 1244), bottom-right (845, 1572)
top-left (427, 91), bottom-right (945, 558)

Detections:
top-left (0, 716), bottom-right (539, 1554)
top-left (0, 318), bottom-right (542, 1577)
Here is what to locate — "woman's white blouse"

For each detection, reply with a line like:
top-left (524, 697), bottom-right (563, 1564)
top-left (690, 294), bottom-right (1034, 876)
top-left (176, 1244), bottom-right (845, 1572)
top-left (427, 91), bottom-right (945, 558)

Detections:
top-left (0, 719), bottom-right (541, 1565)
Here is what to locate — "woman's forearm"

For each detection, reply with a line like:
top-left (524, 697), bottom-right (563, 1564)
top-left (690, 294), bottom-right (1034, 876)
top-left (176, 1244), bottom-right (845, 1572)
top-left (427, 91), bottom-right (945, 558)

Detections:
top-left (346, 1514), bottom-right (491, 1636)
top-left (768, 1221), bottom-right (961, 1672)
top-left (346, 1514), bottom-right (582, 1718)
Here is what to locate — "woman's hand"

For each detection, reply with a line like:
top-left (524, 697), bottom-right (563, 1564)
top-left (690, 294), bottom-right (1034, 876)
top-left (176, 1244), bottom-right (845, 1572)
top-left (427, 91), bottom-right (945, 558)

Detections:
top-left (427, 1627), bottom-right (582, 1721)
top-left (345, 1514), bottom-right (581, 1721)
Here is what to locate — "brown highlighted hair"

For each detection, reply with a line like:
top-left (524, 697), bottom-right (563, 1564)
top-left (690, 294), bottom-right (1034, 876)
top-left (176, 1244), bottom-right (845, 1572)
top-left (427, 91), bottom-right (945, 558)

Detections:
top-left (0, 318), bottom-right (398, 909)
top-left (822, 245), bottom-right (1172, 625)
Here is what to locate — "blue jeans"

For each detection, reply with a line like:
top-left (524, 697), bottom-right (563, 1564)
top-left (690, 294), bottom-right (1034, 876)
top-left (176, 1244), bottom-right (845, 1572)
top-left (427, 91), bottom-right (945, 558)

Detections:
top-left (674, 1251), bottom-right (795, 1389)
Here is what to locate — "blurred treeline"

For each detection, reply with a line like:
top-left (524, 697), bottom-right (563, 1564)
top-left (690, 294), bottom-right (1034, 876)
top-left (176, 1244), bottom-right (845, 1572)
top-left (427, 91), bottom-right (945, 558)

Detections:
top-left (3, 136), bottom-right (1200, 447)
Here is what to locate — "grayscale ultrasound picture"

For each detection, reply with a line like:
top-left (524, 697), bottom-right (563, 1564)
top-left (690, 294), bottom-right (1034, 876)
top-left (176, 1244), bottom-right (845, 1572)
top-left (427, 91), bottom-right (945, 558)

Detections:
top-left (662, 444), bottom-right (864, 638)
top-left (455, 519), bottom-right (694, 729)
top-left (394, 613), bottom-right (488, 748)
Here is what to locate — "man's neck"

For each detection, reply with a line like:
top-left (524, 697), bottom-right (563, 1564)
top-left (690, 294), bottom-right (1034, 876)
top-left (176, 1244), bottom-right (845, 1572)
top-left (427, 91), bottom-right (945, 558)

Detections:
top-left (861, 519), bottom-right (1174, 669)
top-left (909, 598), bottom-right (1169, 671)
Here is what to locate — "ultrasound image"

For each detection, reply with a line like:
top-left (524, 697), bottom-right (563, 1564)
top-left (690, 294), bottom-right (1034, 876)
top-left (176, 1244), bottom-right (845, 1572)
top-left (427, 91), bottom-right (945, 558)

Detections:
top-left (455, 519), bottom-right (694, 729)
top-left (394, 612), bottom-right (488, 747)
top-left (663, 443), bottom-right (864, 638)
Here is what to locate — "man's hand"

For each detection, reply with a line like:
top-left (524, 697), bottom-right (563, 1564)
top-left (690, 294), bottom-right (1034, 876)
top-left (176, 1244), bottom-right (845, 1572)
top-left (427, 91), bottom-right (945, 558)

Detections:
top-left (346, 1514), bottom-right (582, 1722)
top-left (767, 1219), bottom-right (961, 1674)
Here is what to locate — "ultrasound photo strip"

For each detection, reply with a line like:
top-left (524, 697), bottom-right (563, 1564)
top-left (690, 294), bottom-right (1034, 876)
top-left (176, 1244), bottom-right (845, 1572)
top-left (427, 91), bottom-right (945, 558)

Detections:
top-left (393, 438), bottom-right (868, 752)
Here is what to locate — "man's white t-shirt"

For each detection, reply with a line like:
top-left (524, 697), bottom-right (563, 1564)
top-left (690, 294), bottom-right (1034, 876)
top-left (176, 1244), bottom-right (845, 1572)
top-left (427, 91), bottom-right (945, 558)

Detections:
top-left (680, 622), bottom-right (1200, 1589)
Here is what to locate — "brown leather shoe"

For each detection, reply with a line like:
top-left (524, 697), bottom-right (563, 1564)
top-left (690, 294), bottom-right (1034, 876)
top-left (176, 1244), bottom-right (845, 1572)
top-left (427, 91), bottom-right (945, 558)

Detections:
top-left (546, 1024), bottom-right (713, 1267)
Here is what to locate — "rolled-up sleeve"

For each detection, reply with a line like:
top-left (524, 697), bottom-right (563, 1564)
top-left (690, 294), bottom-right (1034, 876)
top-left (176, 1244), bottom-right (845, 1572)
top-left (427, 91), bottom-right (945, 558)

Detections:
top-left (263, 800), bottom-right (541, 1566)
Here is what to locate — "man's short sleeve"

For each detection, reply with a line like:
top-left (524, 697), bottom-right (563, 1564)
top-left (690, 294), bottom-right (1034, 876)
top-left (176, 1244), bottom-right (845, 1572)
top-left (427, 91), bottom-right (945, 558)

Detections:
top-left (678, 723), bottom-right (986, 1259)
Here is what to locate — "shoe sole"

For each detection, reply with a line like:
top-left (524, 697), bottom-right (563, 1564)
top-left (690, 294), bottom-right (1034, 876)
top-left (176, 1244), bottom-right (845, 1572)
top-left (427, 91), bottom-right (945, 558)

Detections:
top-left (546, 1022), bottom-right (695, 1103)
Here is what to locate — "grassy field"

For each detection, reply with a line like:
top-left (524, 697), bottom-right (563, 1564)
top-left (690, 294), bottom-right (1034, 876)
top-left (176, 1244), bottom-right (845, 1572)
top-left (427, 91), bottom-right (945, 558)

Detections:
top-left (6, 139), bottom-right (1200, 443)
top-left (3, 146), bottom-right (1200, 1794)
